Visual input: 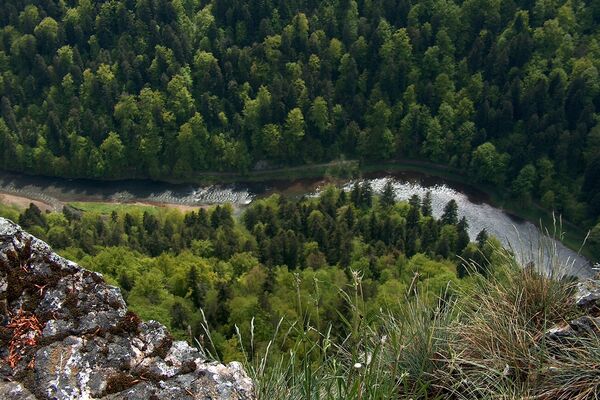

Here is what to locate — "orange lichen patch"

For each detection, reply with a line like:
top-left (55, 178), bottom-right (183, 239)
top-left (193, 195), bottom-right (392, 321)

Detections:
top-left (6, 309), bottom-right (43, 369)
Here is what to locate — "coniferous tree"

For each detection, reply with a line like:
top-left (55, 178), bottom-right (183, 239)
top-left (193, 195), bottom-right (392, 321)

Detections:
top-left (422, 191), bottom-right (433, 217)
top-left (0, 0), bottom-right (597, 228)
top-left (456, 217), bottom-right (470, 252)
top-left (380, 180), bottom-right (396, 209)
top-left (442, 200), bottom-right (459, 225)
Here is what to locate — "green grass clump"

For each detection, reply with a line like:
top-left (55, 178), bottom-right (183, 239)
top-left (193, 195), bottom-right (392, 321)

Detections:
top-left (0, 202), bottom-right (21, 221)
top-left (67, 201), bottom-right (161, 214)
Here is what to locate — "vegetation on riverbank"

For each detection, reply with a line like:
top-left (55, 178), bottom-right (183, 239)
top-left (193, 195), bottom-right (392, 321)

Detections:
top-left (117, 154), bottom-right (600, 262)
top-left (2, 188), bottom-right (598, 398)
top-left (364, 160), bottom-right (596, 261)
top-left (3, 154), bottom-right (596, 260)
top-left (66, 201), bottom-right (162, 215)
top-left (1, 0), bottom-right (599, 237)
top-left (4, 185), bottom-right (504, 356)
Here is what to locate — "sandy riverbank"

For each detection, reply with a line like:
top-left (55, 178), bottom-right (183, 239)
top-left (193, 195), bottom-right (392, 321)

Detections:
top-left (0, 193), bottom-right (55, 212)
top-left (0, 192), bottom-right (210, 214)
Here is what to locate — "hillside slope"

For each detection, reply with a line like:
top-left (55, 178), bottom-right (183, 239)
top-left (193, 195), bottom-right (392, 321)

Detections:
top-left (0, 0), bottom-right (599, 231)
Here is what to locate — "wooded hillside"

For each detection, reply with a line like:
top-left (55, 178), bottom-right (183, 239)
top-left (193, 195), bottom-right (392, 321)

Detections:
top-left (0, 0), bottom-right (599, 233)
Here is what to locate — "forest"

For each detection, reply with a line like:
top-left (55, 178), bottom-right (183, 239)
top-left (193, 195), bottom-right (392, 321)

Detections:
top-left (0, 184), bottom-right (502, 361)
top-left (1, 0), bottom-right (599, 397)
top-left (0, 0), bottom-right (599, 237)
top-left (4, 188), bottom-right (595, 398)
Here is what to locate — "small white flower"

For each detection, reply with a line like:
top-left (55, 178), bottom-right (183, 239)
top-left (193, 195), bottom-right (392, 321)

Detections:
top-left (354, 362), bottom-right (362, 369)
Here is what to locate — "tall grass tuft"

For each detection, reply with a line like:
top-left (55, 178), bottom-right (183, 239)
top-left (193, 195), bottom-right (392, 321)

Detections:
top-left (437, 232), bottom-right (583, 399)
top-left (536, 334), bottom-right (600, 399)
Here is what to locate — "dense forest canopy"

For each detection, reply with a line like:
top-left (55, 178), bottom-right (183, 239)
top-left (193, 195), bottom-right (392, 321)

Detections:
top-left (0, 185), bottom-right (501, 360)
top-left (0, 0), bottom-right (599, 232)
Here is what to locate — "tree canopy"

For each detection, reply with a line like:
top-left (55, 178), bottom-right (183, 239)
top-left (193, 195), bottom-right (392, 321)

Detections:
top-left (0, 0), bottom-right (598, 229)
top-left (0, 187), bottom-right (502, 357)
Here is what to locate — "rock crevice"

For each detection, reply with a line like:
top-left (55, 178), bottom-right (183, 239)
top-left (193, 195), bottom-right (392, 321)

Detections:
top-left (0, 218), bottom-right (255, 400)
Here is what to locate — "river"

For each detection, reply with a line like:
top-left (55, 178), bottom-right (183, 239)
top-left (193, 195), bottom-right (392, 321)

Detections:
top-left (0, 171), bottom-right (594, 278)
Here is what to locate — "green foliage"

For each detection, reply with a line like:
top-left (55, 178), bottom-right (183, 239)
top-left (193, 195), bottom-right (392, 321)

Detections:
top-left (9, 188), bottom-right (481, 355)
top-left (512, 164), bottom-right (537, 204)
top-left (0, 202), bottom-right (20, 221)
top-left (0, 0), bottom-right (597, 226)
top-left (470, 142), bottom-right (509, 185)
top-left (66, 202), bottom-right (158, 214)
top-left (238, 246), bottom-right (590, 399)
top-left (6, 191), bottom-right (594, 397)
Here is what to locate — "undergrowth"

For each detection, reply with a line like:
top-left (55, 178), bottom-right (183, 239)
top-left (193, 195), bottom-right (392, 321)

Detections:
top-left (197, 238), bottom-right (597, 399)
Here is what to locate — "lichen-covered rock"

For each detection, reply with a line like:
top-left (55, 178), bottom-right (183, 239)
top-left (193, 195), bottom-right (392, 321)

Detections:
top-left (0, 217), bottom-right (255, 399)
top-left (574, 278), bottom-right (600, 309)
top-left (546, 277), bottom-right (600, 342)
top-left (0, 381), bottom-right (37, 399)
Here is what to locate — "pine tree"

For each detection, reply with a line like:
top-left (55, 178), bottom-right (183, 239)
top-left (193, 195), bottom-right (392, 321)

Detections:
top-left (422, 191), bottom-right (433, 216)
top-left (187, 265), bottom-right (206, 308)
top-left (380, 180), bottom-right (396, 208)
top-left (360, 181), bottom-right (373, 208)
top-left (476, 229), bottom-right (489, 247)
top-left (441, 199), bottom-right (459, 225)
top-left (456, 217), bottom-right (470, 252)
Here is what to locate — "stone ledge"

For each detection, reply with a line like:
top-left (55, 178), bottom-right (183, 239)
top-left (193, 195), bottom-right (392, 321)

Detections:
top-left (0, 218), bottom-right (255, 400)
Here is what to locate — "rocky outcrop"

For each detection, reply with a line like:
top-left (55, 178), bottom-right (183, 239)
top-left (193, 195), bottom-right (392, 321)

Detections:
top-left (546, 278), bottom-right (600, 340)
top-left (574, 278), bottom-right (600, 309)
top-left (0, 218), bottom-right (255, 399)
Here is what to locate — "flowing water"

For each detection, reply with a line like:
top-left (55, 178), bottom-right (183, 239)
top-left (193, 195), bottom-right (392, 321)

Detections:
top-left (0, 171), bottom-right (594, 277)
top-left (334, 176), bottom-right (593, 278)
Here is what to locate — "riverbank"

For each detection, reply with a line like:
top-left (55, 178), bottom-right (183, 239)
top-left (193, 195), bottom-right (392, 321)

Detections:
top-left (0, 161), bottom-right (594, 261)
top-left (67, 201), bottom-right (210, 214)
top-left (0, 195), bottom-right (210, 215)
top-left (193, 158), bottom-right (593, 261)
top-left (362, 160), bottom-right (593, 261)
top-left (0, 193), bottom-right (54, 212)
